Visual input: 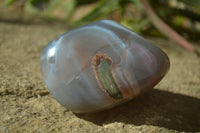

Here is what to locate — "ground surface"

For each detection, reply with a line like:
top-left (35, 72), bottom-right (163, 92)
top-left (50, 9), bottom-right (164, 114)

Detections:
top-left (0, 9), bottom-right (200, 133)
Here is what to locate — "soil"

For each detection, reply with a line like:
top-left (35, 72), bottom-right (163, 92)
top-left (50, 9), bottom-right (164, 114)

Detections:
top-left (0, 9), bottom-right (200, 133)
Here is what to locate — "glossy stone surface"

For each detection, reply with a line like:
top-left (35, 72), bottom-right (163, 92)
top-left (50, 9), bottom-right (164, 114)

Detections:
top-left (40, 20), bottom-right (170, 113)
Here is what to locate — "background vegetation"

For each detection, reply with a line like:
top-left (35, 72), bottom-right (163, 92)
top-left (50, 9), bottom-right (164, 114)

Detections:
top-left (2, 0), bottom-right (200, 52)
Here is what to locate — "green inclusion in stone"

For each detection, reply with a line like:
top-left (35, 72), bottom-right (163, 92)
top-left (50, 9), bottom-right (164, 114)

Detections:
top-left (97, 59), bottom-right (123, 99)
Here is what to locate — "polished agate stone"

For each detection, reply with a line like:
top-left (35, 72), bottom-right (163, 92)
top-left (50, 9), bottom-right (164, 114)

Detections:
top-left (41, 20), bottom-right (170, 113)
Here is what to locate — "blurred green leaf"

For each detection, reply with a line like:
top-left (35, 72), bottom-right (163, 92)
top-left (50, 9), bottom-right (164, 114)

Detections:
top-left (121, 18), bottom-right (149, 33)
top-left (127, 0), bottom-right (142, 9)
top-left (178, 0), bottom-right (200, 12)
top-left (25, 0), bottom-right (40, 14)
top-left (64, 0), bottom-right (77, 20)
top-left (4, 0), bottom-right (16, 6)
top-left (74, 0), bottom-right (120, 26)
top-left (44, 0), bottom-right (62, 16)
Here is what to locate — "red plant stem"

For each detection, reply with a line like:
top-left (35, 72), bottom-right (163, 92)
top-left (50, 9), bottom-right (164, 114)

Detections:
top-left (141, 0), bottom-right (195, 52)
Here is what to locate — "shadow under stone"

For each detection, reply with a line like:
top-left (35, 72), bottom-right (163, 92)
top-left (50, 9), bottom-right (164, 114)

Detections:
top-left (75, 89), bottom-right (200, 132)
